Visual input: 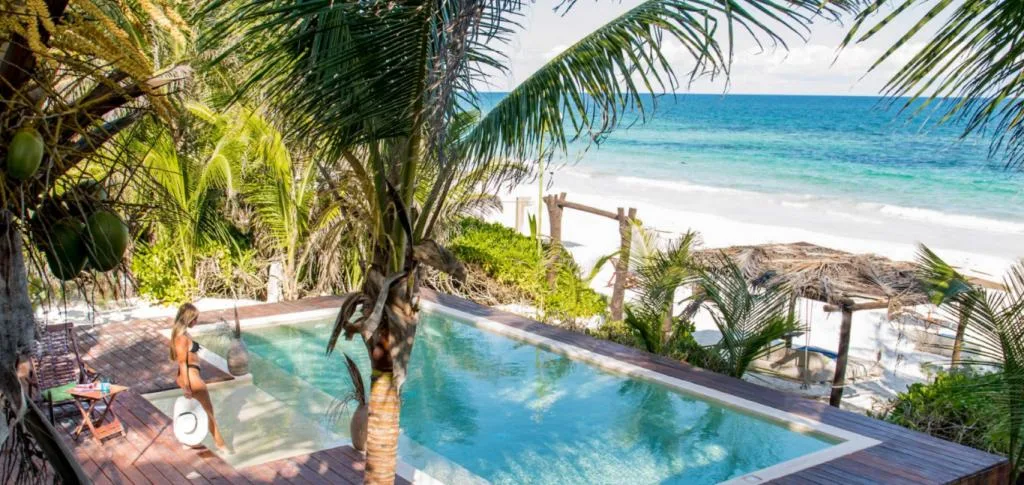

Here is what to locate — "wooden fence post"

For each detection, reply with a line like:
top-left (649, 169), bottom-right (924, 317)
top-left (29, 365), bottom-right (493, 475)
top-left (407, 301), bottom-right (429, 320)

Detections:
top-left (543, 193), bottom-right (566, 287)
top-left (609, 207), bottom-right (636, 321)
top-left (514, 196), bottom-right (530, 234)
top-left (829, 299), bottom-right (854, 407)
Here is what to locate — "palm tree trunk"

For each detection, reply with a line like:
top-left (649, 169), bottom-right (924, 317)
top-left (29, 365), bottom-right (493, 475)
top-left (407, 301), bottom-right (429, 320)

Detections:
top-left (950, 302), bottom-right (969, 366)
top-left (0, 211), bottom-right (35, 396)
top-left (365, 370), bottom-right (400, 484)
top-left (359, 255), bottom-right (420, 484)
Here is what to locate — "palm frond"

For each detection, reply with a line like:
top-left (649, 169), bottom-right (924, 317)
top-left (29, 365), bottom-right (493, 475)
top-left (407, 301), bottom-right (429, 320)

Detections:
top-left (695, 254), bottom-right (796, 378)
top-left (842, 0), bottom-right (1024, 169)
top-left (916, 244), bottom-right (975, 305)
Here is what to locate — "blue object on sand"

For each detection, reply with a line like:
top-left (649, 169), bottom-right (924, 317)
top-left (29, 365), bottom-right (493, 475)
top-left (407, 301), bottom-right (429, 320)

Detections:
top-left (793, 345), bottom-right (838, 360)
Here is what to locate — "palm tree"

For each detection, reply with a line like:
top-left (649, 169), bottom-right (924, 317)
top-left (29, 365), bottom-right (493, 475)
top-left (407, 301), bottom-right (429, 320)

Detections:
top-left (137, 104), bottom-right (248, 291)
top-left (242, 127), bottom-right (318, 300)
top-left (623, 232), bottom-right (700, 355)
top-left (915, 247), bottom-right (1024, 481)
top-left (2, 1), bottom-right (189, 481)
top-left (689, 256), bottom-right (797, 378)
top-left (202, 1), bottom-right (856, 481)
top-left (915, 244), bottom-right (978, 365)
top-left (843, 0), bottom-right (1024, 169)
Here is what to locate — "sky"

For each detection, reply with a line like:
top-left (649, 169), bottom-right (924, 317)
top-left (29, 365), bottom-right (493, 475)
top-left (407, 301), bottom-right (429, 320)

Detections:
top-left (486, 1), bottom-right (938, 96)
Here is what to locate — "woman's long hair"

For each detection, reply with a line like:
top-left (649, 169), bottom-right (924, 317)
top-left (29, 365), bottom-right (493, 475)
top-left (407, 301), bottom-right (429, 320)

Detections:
top-left (170, 303), bottom-right (199, 361)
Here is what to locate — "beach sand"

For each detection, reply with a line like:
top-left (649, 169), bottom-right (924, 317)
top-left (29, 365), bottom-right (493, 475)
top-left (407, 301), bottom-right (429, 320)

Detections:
top-left (487, 170), bottom-right (1023, 411)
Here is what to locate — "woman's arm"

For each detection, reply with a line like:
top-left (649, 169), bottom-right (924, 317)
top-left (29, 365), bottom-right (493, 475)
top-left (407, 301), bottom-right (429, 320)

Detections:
top-left (174, 336), bottom-right (194, 399)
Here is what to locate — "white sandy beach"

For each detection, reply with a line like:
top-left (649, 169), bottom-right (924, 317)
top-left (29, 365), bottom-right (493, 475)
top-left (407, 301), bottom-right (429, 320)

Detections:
top-left (488, 169), bottom-right (1024, 411)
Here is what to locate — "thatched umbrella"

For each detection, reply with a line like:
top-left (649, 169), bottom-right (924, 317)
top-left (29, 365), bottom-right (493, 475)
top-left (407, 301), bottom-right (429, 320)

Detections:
top-left (693, 242), bottom-right (931, 407)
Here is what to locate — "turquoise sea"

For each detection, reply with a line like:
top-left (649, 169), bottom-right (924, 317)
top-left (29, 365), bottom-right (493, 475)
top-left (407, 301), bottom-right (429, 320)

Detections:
top-left (483, 93), bottom-right (1024, 225)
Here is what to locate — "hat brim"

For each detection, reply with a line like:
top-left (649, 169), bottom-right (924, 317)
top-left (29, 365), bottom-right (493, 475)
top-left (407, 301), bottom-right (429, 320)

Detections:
top-left (172, 397), bottom-right (209, 446)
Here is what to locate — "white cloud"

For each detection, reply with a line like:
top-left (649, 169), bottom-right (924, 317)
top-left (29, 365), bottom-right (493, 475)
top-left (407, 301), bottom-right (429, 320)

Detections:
top-left (482, 1), bottom-right (933, 96)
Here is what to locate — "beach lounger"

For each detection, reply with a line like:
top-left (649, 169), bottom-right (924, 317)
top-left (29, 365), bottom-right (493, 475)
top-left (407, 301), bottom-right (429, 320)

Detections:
top-left (28, 322), bottom-right (99, 423)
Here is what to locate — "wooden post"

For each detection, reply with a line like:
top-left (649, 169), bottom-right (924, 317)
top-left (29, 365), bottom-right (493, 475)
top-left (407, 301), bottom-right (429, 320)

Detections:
top-left (829, 299), bottom-right (854, 407)
top-left (609, 207), bottom-right (636, 322)
top-left (514, 196), bottom-right (529, 234)
top-left (544, 193), bottom-right (566, 287)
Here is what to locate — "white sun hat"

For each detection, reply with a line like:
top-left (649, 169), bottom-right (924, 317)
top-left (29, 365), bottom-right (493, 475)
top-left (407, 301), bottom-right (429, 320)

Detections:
top-left (172, 397), bottom-right (209, 446)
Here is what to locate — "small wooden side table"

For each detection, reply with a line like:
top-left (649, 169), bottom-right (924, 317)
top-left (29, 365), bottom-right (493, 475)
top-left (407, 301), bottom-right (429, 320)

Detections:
top-left (69, 384), bottom-right (128, 443)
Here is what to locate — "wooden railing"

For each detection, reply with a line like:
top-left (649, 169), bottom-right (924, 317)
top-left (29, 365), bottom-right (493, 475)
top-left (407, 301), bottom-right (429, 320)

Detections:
top-left (542, 192), bottom-right (636, 322)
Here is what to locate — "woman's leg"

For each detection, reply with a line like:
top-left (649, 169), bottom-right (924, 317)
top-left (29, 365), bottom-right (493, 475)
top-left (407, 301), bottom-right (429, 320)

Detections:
top-left (189, 376), bottom-right (226, 449)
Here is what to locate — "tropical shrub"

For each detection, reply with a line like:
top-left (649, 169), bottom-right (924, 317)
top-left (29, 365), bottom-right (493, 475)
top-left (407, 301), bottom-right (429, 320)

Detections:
top-left (614, 230), bottom-right (795, 379)
top-left (621, 232), bottom-right (701, 356)
top-left (133, 237), bottom-right (264, 304)
top-left (133, 238), bottom-right (195, 304)
top-left (448, 218), bottom-right (606, 323)
top-left (686, 258), bottom-right (798, 378)
top-left (877, 371), bottom-right (1012, 457)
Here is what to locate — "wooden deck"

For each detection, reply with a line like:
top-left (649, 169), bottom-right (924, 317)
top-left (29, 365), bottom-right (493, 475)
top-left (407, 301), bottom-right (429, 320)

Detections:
top-left (55, 297), bottom-right (408, 485)
top-left (52, 292), bottom-right (1009, 484)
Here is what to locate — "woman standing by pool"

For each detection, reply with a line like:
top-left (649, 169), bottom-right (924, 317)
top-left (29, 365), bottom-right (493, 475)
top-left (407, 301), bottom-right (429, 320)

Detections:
top-left (170, 303), bottom-right (226, 449)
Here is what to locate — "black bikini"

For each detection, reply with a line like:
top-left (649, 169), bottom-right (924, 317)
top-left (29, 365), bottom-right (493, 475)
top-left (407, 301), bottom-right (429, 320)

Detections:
top-left (179, 338), bottom-right (202, 374)
top-left (178, 337), bottom-right (202, 393)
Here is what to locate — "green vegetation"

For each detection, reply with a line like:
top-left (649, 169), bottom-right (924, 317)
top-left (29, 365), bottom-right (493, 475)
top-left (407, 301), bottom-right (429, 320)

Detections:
top-left (613, 231), bottom-right (796, 379)
top-left (448, 218), bottom-right (606, 323)
top-left (912, 245), bottom-right (1024, 480)
top-left (878, 371), bottom-right (1011, 457)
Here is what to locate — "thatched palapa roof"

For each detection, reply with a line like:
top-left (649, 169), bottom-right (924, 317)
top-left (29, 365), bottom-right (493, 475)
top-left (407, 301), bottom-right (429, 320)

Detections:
top-left (693, 242), bottom-right (928, 309)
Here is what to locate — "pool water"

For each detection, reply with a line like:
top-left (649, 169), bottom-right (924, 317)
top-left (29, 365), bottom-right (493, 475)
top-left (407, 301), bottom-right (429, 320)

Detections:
top-left (197, 313), bottom-right (836, 484)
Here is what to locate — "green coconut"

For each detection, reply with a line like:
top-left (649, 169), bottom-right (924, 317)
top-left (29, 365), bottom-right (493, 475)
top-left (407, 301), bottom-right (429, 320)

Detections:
top-left (44, 219), bottom-right (87, 281)
top-left (5, 128), bottom-right (44, 181)
top-left (84, 210), bottom-right (129, 271)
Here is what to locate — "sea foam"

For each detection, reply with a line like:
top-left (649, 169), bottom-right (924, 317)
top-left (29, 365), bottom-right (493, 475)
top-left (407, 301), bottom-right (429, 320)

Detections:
top-left (877, 205), bottom-right (1024, 234)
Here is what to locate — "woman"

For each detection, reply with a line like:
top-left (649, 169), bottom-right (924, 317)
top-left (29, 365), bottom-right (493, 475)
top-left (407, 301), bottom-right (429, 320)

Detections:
top-left (170, 303), bottom-right (226, 449)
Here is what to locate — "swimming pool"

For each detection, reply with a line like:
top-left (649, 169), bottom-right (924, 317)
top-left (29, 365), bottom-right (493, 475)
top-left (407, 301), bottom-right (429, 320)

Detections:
top-left (181, 304), bottom-right (876, 484)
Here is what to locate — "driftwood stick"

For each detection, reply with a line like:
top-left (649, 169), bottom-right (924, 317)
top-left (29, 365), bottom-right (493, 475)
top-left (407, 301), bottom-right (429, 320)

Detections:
top-left (556, 200), bottom-right (619, 220)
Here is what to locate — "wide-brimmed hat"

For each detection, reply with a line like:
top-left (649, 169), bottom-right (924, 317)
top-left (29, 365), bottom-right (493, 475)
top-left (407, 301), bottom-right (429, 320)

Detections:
top-left (173, 397), bottom-right (209, 446)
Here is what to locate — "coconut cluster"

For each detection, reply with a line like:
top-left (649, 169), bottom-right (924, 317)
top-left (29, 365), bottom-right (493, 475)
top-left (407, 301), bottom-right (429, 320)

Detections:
top-left (29, 180), bottom-right (129, 281)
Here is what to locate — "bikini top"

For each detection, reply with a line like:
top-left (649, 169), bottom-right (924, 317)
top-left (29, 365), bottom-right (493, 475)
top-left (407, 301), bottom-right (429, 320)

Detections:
top-left (190, 340), bottom-right (200, 353)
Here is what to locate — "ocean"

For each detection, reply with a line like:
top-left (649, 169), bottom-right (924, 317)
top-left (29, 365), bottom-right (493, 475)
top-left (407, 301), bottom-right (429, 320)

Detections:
top-left (482, 93), bottom-right (1024, 228)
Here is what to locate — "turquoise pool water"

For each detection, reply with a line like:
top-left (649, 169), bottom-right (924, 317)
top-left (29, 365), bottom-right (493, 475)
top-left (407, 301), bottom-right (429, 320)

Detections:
top-left (198, 313), bottom-right (836, 484)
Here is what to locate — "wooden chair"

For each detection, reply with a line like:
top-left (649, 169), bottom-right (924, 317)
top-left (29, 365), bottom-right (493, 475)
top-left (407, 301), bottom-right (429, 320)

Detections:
top-left (28, 322), bottom-right (99, 423)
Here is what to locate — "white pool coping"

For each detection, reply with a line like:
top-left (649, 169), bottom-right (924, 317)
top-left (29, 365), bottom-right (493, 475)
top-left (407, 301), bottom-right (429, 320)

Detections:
top-left (158, 301), bottom-right (880, 484)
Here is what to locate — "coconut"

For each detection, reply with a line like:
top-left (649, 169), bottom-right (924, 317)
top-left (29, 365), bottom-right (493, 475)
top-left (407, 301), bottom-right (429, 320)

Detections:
top-left (43, 219), bottom-right (87, 280)
top-left (5, 128), bottom-right (44, 181)
top-left (84, 211), bottom-right (129, 272)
